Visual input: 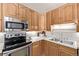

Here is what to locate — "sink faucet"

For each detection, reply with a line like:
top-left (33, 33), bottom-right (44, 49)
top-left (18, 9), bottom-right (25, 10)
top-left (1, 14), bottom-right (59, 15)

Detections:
top-left (37, 31), bottom-right (47, 37)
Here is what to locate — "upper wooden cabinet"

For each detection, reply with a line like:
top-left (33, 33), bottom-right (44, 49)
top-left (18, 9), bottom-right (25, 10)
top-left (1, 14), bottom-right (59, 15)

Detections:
top-left (0, 4), bottom-right (2, 32)
top-left (0, 19), bottom-right (2, 32)
top-left (3, 3), bottom-right (19, 19)
top-left (46, 3), bottom-right (77, 31)
top-left (18, 4), bottom-right (26, 21)
top-left (59, 6), bottom-right (65, 24)
top-left (25, 8), bottom-right (32, 31)
top-left (51, 4), bottom-right (75, 24)
top-left (0, 4), bottom-right (2, 20)
top-left (52, 8), bottom-right (60, 24)
top-left (31, 10), bottom-right (39, 31)
top-left (46, 11), bottom-right (51, 31)
top-left (63, 4), bottom-right (75, 23)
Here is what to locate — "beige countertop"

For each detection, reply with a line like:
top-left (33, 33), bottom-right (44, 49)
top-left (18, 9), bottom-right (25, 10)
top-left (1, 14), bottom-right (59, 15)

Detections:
top-left (31, 36), bottom-right (78, 49)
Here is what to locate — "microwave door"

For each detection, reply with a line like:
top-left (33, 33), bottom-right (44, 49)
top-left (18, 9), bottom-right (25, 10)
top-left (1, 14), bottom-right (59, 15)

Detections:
top-left (6, 21), bottom-right (24, 29)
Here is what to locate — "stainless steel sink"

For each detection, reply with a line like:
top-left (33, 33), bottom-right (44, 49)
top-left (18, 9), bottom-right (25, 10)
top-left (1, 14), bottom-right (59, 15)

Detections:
top-left (61, 40), bottom-right (74, 45)
top-left (50, 38), bottom-right (74, 45)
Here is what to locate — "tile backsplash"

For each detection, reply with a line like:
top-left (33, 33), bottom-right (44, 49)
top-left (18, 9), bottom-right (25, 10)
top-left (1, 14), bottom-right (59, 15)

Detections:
top-left (52, 32), bottom-right (79, 41)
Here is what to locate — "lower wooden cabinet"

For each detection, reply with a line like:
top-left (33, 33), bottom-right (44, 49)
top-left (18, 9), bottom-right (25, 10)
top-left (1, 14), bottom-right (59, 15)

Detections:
top-left (32, 40), bottom-right (77, 56)
top-left (47, 41), bottom-right (59, 56)
top-left (59, 45), bottom-right (77, 56)
top-left (32, 41), bottom-right (42, 56)
top-left (42, 40), bottom-right (49, 56)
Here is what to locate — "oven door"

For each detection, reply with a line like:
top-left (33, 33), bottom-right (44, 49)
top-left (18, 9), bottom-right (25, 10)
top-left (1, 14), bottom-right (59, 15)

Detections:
top-left (3, 43), bottom-right (32, 56)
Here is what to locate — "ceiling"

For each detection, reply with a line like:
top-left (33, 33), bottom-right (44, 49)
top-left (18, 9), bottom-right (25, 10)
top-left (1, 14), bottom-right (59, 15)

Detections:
top-left (22, 3), bottom-right (65, 13)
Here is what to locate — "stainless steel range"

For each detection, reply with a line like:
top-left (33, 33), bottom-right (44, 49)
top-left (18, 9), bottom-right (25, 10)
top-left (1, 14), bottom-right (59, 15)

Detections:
top-left (3, 31), bottom-right (32, 56)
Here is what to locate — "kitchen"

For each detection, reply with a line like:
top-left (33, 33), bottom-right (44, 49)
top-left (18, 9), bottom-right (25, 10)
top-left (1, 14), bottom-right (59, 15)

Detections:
top-left (0, 3), bottom-right (79, 56)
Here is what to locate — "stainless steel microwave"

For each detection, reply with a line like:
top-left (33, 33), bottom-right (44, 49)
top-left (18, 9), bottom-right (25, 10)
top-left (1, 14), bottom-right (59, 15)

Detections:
top-left (6, 21), bottom-right (24, 29)
top-left (5, 21), bottom-right (28, 29)
top-left (4, 16), bottom-right (28, 31)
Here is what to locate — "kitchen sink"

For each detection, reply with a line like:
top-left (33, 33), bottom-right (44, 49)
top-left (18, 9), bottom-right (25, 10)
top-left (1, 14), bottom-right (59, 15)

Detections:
top-left (60, 40), bottom-right (74, 45)
top-left (50, 38), bottom-right (75, 46)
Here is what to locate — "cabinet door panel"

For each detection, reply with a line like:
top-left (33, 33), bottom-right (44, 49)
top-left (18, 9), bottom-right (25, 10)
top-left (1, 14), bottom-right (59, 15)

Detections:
top-left (59, 7), bottom-right (65, 24)
top-left (64, 4), bottom-right (74, 23)
top-left (46, 12), bottom-right (51, 31)
top-left (0, 4), bottom-right (2, 19)
top-left (53, 8), bottom-right (60, 24)
top-left (32, 41), bottom-right (42, 56)
top-left (3, 4), bottom-right (18, 18)
top-left (31, 11), bottom-right (39, 31)
top-left (25, 8), bottom-right (32, 31)
top-left (0, 19), bottom-right (2, 32)
top-left (48, 41), bottom-right (59, 56)
top-left (59, 45), bottom-right (77, 56)
top-left (43, 40), bottom-right (49, 56)
top-left (19, 4), bottom-right (25, 21)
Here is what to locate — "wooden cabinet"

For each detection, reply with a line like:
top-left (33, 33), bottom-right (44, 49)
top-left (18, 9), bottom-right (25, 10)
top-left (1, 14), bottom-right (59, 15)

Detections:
top-left (76, 4), bottom-right (79, 32)
top-left (31, 11), bottom-right (38, 31)
top-left (32, 41), bottom-right (42, 56)
top-left (18, 4), bottom-right (26, 21)
top-left (46, 11), bottom-right (51, 31)
top-left (42, 40), bottom-right (49, 56)
top-left (25, 8), bottom-right (32, 31)
top-left (0, 19), bottom-right (2, 32)
top-left (63, 4), bottom-right (75, 23)
top-left (3, 4), bottom-right (18, 19)
top-left (59, 45), bottom-right (77, 56)
top-left (32, 40), bottom-right (78, 56)
top-left (0, 3), bottom-right (41, 32)
top-left (59, 6), bottom-right (65, 24)
top-left (46, 4), bottom-right (77, 31)
top-left (0, 4), bottom-right (2, 32)
top-left (41, 40), bottom-right (59, 56)
top-left (0, 4), bottom-right (2, 19)
top-left (47, 41), bottom-right (59, 56)
top-left (52, 8), bottom-right (60, 24)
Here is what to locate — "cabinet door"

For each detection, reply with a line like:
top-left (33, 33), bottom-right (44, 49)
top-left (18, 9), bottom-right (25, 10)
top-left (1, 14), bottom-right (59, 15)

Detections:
top-left (59, 45), bottom-right (77, 56)
top-left (42, 40), bottom-right (49, 56)
top-left (25, 8), bottom-right (32, 31)
top-left (32, 41), bottom-right (42, 56)
top-left (53, 8), bottom-right (60, 24)
top-left (0, 4), bottom-right (2, 19)
top-left (0, 4), bottom-right (2, 32)
top-left (46, 11), bottom-right (51, 31)
top-left (59, 6), bottom-right (65, 24)
top-left (32, 44), bottom-right (40, 56)
top-left (31, 11), bottom-right (36, 31)
top-left (64, 4), bottom-right (75, 23)
top-left (59, 51), bottom-right (74, 56)
top-left (48, 41), bottom-right (59, 56)
top-left (31, 11), bottom-right (38, 31)
top-left (3, 3), bottom-right (18, 18)
top-left (37, 14), bottom-right (40, 31)
top-left (0, 19), bottom-right (2, 32)
top-left (18, 4), bottom-right (24, 21)
top-left (77, 4), bottom-right (79, 32)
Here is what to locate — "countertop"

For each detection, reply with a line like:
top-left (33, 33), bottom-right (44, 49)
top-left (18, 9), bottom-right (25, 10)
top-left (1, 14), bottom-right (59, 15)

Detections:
top-left (31, 36), bottom-right (78, 49)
